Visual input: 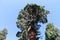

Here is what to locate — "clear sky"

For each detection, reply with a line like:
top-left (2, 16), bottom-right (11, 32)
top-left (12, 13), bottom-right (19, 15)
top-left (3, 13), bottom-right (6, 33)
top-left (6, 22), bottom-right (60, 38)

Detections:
top-left (0, 0), bottom-right (60, 40)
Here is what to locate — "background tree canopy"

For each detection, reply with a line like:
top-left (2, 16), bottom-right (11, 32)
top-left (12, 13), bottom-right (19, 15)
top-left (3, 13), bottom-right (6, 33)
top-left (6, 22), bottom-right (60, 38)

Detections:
top-left (45, 23), bottom-right (60, 40)
top-left (0, 28), bottom-right (8, 40)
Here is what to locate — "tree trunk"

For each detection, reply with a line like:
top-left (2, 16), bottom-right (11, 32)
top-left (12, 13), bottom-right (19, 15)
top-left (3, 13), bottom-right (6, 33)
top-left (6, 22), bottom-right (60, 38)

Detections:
top-left (27, 20), bottom-right (36, 40)
top-left (28, 26), bottom-right (36, 40)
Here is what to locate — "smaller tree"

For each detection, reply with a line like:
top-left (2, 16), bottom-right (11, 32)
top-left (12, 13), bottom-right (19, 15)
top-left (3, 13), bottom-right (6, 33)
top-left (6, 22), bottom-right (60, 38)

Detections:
top-left (45, 23), bottom-right (60, 40)
top-left (0, 28), bottom-right (8, 40)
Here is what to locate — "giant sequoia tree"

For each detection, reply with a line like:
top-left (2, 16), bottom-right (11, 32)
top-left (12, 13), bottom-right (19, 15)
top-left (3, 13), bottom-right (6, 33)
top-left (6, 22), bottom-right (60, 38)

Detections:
top-left (16, 4), bottom-right (49, 40)
top-left (45, 23), bottom-right (60, 40)
top-left (0, 28), bottom-right (8, 40)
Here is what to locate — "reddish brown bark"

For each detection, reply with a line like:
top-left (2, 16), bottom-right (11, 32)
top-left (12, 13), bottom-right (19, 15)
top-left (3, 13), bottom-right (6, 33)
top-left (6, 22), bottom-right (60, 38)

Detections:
top-left (27, 26), bottom-right (36, 40)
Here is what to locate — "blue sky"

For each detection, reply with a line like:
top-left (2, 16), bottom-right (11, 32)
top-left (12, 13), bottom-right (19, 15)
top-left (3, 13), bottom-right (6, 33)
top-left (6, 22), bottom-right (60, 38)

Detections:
top-left (0, 0), bottom-right (60, 40)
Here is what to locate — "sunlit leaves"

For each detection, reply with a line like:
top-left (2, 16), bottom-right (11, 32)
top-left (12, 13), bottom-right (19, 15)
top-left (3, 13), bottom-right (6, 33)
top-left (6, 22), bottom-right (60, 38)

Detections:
top-left (45, 23), bottom-right (60, 40)
top-left (0, 28), bottom-right (8, 40)
top-left (56, 37), bottom-right (60, 40)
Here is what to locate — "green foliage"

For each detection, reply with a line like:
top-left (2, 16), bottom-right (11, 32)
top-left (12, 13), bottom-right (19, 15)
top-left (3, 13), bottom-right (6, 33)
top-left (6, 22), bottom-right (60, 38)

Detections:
top-left (55, 37), bottom-right (60, 40)
top-left (16, 4), bottom-right (49, 40)
top-left (45, 23), bottom-right (60, 40)
top-left (0, 28), bottom-right (8, 40)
